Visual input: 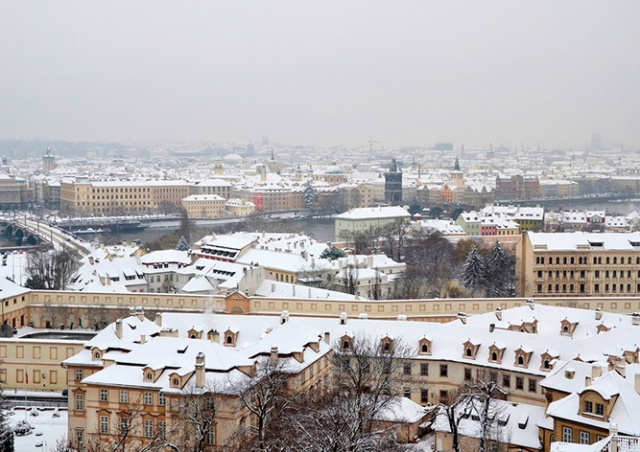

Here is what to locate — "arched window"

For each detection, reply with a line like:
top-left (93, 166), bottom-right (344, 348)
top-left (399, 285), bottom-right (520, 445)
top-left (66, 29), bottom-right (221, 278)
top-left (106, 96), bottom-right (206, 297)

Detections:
top-left (226, 335), bottom-right (233, 344)
top-left (491, 351), bottom-right (498, 361)
top-left (466, 348), bottom-right (472, 357)
top-left (343, 341), bottom-right (350, 350)
top-left (518, 355), bottom-right (524, 366)
top-left (383, 342), bottom-right (391, 352)
top-left (563, 325), bottom-right (569, 334)
top-left (421, 343), bottom-right (428, 353)
top-left (543, 360), bottom-right (550, 369)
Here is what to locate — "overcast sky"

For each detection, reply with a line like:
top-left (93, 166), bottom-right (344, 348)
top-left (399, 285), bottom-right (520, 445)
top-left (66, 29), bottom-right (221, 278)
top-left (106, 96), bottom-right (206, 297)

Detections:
top-left (1, 1), bottom-right (638, 148)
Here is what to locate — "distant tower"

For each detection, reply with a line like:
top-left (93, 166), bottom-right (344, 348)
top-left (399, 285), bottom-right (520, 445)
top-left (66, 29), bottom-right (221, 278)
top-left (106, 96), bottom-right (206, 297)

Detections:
top-left (384, 159), bottom-right (402, 204)
top-left (43, 148), bottom-right (55, 172)
top-left (450, 157), bottom-right (465, 188)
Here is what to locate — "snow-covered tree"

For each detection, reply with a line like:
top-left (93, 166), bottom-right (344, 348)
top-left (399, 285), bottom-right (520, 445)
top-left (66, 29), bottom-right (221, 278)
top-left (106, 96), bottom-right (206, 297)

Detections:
top-left (0, 389), bottom-right (14, 452)
top-left (303, 180), bottom-right (315, 210)
top-left (320, 246), bottom-right (346, 261)
top-left (175, 235), bottom-right (190, 251)
top-left (484, 242), bottom-right (508, 297)
top-left (461, 245), bottom-right (485, 291)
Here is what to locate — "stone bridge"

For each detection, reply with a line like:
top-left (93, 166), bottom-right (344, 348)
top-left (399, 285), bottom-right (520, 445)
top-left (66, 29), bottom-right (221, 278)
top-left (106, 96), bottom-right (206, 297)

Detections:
top-left (1, 220), bottom-right (40, 246)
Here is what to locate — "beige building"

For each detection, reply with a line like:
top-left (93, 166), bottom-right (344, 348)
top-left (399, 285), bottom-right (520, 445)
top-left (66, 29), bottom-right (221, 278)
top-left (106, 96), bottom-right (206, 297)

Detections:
top-left (60, 180), bottom-right (191, 215)
top-left (335, 205), bottom-right (410, 241)
top-left (181, 194), bottom-right (226, 219)
top-left (517, 231), bottom-right (640, 298)
top-left (225, 198), bottom-right (256, 217)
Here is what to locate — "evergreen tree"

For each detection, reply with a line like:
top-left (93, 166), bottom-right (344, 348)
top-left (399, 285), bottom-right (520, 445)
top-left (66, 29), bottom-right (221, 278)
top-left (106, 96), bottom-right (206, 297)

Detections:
top-left (0, 389), bottom-right (14, 452)
top-left (461, 245), bottom-right (485, 290)
top-left (485, 241), bottom-right (508, 296)
top-left (303, 181), bottom-right (315, 210)
top-left (175, 235), bottom-right (190, 251)
top-left (320, 246), bottom-right (346, 261)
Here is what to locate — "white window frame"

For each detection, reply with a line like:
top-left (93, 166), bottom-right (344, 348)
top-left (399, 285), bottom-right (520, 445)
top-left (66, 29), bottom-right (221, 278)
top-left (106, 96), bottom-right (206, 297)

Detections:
top-left (144, 391), bottom-right (153, 406)
top-left (120, 389), bottom-right (128, 404)
top-left (563, 426), bottom-right (572, 443)
top-left (100, 415), bottom-right (109, 434)
top-left (100, 388), bottom-right (108, 402)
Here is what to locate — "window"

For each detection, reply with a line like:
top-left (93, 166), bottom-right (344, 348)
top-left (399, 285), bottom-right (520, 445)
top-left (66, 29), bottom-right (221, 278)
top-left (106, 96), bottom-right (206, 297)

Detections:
top-left (100, 415), bottom-right (109, 434)
top-left (75, 369), bottom-right (83, 381)
top-left (516, 377), bottom-right (524, 390)
top-left (144, 391), bottom-right (153, 405)
top-left (120, 417), bottom-right (129, 435)
top-left (585, 401), bottom-right (593, 413)
top-left (420, 363), bottom-right (428, 376)
top-left (404, 388), bottom-right (411, 398)
top-left (144, 420), bottom-right (153, 438)
top-left (420, 343), bottom-right (429, 354)
top-left (100, 388), bottom-right (108, 402)
top-left (503, 375), bottom-right (511, 388)
top-left (596, 403), bottom-right (604, 416)
top-left (421, 389), bottom-right (428, 403)
top-left (75, 393), bottom-right (84, 411)
top-left (158, 421), bottom-right (166, 439)
top-left (76, 430), bottom-right (83, 447)
top-left (563, 426), bottom-right (572, 443)
top-left (207, 427), bottom-right (215, 445)
top-left (440, 364), bottom-right (448, 377)
top-left (528, 379), bottom-right (536, 392)
top-left (403, 364), bottom-right (412, 376)
top-left (464, 368), bottom-right (472, 381)
top-left (159, 393), bottom-right (166, 407)
top-left (580, 431), bottom-right (589, 444)
top-left (120, 389), bottom-right (128, 404)
top-left (517, 355), bottom-right (524, 366)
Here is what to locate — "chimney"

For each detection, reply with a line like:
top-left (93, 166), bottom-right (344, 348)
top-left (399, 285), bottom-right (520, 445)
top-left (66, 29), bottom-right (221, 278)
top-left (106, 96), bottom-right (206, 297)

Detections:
top-left (140, 334), bottom-right (146, 345)
top-left (89, 256), bottom-right (95, 265)
top-left (339, 312), bottom-right (347, 325)
top-left (610, 422), bottom-right (619, 452)
top-left (324, 332), bottom-right (331, 344)
top-left (280, 310), bottom-right (289, 324)
top-left (585, 376), bottom-right (592, 387)
top-left (208, 329), bottom-right (220, 343)
top-left (526, 298), bottom-right (535, 310)
top-left (595, 307), bottom-right (603, 321)
top-left (458, 312), bottom-right (467, 325)
top-left (292, 285), bottom-right (296, 297)
top-left (115, 319), bottom-right (123, 339)
top-left (155, 313), bottom-right (163, 327)
top-left (135, 307), bottom-right (144, 322)
top-left (495, 307), bottom-right (503, 321)
top-left (308, 287), bottom-right (312, 298)
top-left (271, 283), bottom-right (276, 293)
top-left (270, 346), bottom-right (279, 367)
top-left (633, 312), bottom-right (640, 326)
top-left (195, 352), bottom-right (205, 388)
top-left (592, 365), bottom-right (603, 379)
top-left (489, 323), bottom-right (495, 333)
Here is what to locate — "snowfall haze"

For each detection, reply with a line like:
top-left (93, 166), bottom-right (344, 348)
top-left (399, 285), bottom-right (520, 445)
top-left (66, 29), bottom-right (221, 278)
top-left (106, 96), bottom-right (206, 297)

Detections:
top-left (0, 0), bottom-right (639, 148)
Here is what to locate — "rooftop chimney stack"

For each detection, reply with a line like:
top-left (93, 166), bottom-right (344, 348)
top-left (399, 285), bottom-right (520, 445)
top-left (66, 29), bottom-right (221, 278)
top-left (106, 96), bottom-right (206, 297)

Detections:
top-left (270, 346), bottom-right (279, 367)
top-left (195, 352), bottom-right (205, 388)
top-left (115, 319), bottom-right (123, 339)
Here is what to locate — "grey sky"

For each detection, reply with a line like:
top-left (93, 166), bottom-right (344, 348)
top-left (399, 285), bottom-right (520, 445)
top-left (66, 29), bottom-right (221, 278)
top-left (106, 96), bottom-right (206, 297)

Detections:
top-left (1, 1), bottom-right (638, 148)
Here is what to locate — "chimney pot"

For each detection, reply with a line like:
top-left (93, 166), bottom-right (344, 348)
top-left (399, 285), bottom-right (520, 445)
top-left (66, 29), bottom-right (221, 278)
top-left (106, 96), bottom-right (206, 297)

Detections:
top-left (115, 319), bottom-right (123, 339)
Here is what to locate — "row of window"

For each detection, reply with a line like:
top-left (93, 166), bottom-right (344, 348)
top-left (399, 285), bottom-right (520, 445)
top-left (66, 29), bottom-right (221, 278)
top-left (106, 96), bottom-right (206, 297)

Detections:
top-left (536, 255), bottom-right (640, 265)
top-left (562, 426), bottom-right (604, 445)
top-left (76, 389), bottom-right (167, 410)
top-left (537, 283), bottom-right (640, 294)
top-left (538, 269), bottom-right (640, 279)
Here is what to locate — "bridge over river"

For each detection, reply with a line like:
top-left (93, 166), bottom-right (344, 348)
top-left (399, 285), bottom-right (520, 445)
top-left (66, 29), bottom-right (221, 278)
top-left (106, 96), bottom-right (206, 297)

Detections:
top-left (0, 218), bottom-right (92, 258)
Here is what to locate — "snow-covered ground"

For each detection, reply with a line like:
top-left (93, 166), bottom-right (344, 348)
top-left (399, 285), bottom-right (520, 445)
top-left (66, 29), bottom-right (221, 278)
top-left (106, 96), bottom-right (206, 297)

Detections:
top-left (7, 407), bottom-right (68, 451)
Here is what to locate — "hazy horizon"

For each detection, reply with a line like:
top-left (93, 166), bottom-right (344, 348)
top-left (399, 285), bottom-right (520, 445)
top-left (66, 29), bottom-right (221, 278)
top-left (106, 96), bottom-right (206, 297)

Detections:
top-left (1, 1), bottom-right (639, 149)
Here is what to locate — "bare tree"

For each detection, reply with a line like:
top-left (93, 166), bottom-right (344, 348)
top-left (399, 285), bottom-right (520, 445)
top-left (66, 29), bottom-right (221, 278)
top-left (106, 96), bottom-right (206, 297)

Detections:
top-left (341, 264), bottom-right (359, 296)
top-left (25, 247), bottom-right (79, 290)
top-left (267, 336), bottom-right (415, 451)
top-left (378, 219), bottom-right (410, 262)
top-left (178, 208), bottom-right (196, 244)
top-left (228, 358), bottom-right (290, 451)
top-left (436, 371), bottom-right (508, 452)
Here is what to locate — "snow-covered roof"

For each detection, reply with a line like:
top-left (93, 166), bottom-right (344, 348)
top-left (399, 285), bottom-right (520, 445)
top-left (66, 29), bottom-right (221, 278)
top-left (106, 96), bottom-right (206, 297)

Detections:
top-left (335, 206), bottom-right (410, 221)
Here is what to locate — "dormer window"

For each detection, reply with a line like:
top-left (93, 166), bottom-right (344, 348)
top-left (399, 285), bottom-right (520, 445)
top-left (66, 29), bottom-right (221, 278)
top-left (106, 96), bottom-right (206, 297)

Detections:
top-left (380, 336), bottom-right (394, 353)
top-left (560, 319), bottom-right (578, 337)
top-left (418, 337), bottom-right (432, 355)
top-left (94, 351), bottom-right (101, 360)
top-left (223, 328), bottom-right (238, 347)
top-left (462, 339), bottom-right (480, 360)
top-left (226, 335), bottom-right (233, 344)
top-left (341, 334), bottom-right (353, 351)
top-left (514, 347), bottom-right (532, 368)
top-left (146, 372), bottom-right (153, 381)
top-left (491, 351), bottom-right (498, 361)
